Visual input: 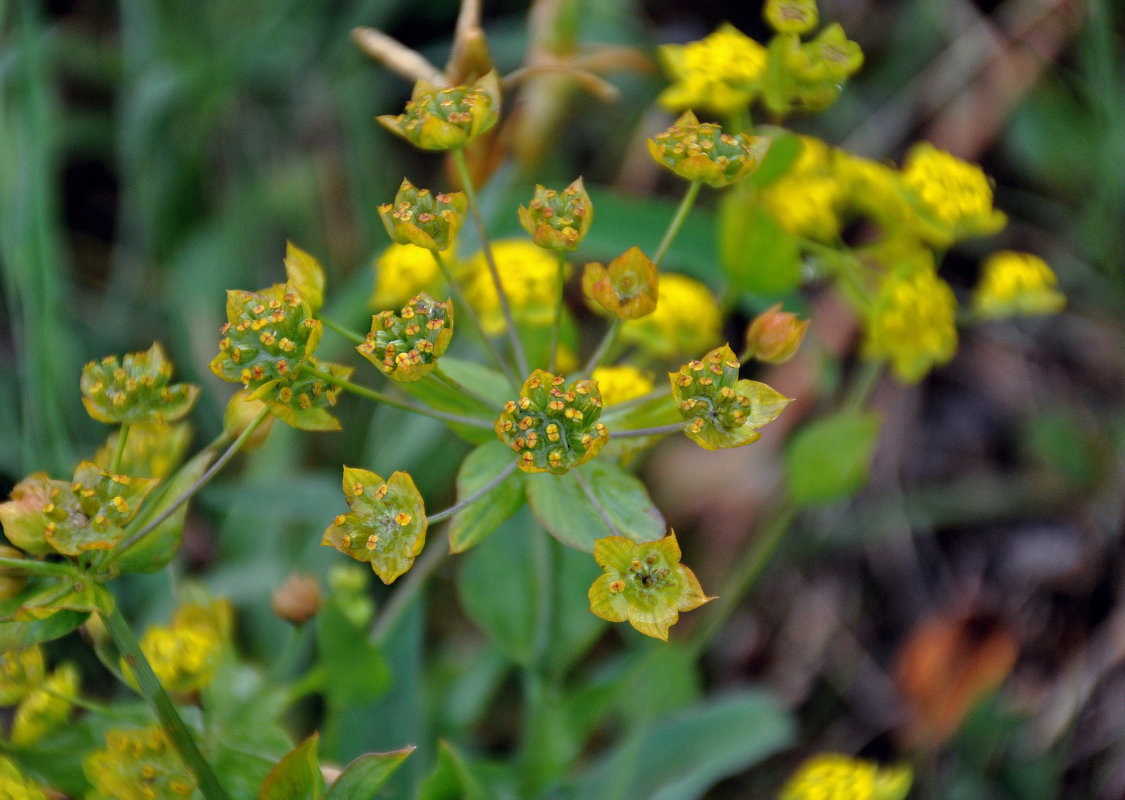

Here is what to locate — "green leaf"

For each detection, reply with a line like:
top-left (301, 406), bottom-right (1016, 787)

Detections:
top-left (457, 509), bottom-right (542, 666)
top-left (541, 542), bottom-right (606, 674)
top-left (718, 195), bottom-right (801, 296)
top-left (0, 579), bottom-right (101, 649)
top-left (418, 741), bottom-right (489, 800)
top-left (449, 441), bottom-right (524, 553)
top-left (785, 411), bottom-right (882, 505)
top-left (114, 447), bottom-right (216, 573)
top-left (325, 746), bottom-right (415, 800)
top-left (260, 733), bottom-right (325, 800)
top-left (572, 689), bottom-right (795, 800)
top-left (316, 600), bottom-right (392, 709)
top-left (525, 460), bottom-right (664, 552)
top-left (400, 357), bottom-right (505, 444)
top-left (750, 128), bottom-right (803, 189)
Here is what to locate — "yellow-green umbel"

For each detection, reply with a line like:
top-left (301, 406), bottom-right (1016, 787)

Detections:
top-left (377, 71), bottom-right (501, 151)
top-left (517, 177), bottom-right (593, 252)
top-left (42, 462), bottom-right (157, 556)
top-left (495, 370), bottom-right (609, 475)
top-left (357, 293), bottom-right (453, 383)
top-left (83, 725), bottom-right (196, 800)
top-left (377, 179), bottom-right (467, 252)
top-left (582, 246), bottom-right (659, 320)
top-left (81, 343), bottom-right (199, 426)
top-left (588, 532), bottom-right (712, 641)
top-left (322, 467), bottom-right (428, 585)
top-left (669, 344), bottom-right (791, 449)
top-left (648, 111), bottom-right (769, 188)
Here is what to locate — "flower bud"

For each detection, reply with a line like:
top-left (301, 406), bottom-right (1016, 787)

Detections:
top-left (764, 0), bottom-right (818, 34)
top-left (81, 343), bottom-right (199, 426)
top-left (745, 303), bottom-right (809, 364)
top-left (377, 179), bottom-right (468, 252)
top-left (377, 71), bottom-right (501, 151)
top-left (517, 177), bottom-right (593, 252)
top-left (357, 293), bottom-right (453, 383)
top-left (648, 111), bottom-right (769, 188)
top-left (271, 572), bottom-right (323, 626)
top-left (582, 246), bottom-right (659, 320)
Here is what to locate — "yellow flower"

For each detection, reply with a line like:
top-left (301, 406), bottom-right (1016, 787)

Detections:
top-left (84, 725), bottom-right (196, 800)
top-left (0, 756), bottom-right (47, 800)
top-left (592, 365), bottom-right (655, 406)
top-left (901, 142), bottom-right (1006, 244)
top-left (370, 242), bottom-right (445, 311)
top-left (463, 239), bottom-right (562, 334)
top-left (10, 663), bottom-right (79, 746)
top-left (657, 24), bottom-right (767, 114)
top-left (833, 151), bottom-right (912, 231)
top-left (863, 266), bottom-right (958, 383)
top-left (780, 753), bottom-right (912, 800)
top-left (972, 250), bottom-right (1065, 319)
top-left (127, 598), bottom-right (232, 694)
top-left (620, 273), bottom-right (721, 358)
top-left (0, 646), bottom-right (44, 706)
top-left (762, 172), bottom-right (843, 241)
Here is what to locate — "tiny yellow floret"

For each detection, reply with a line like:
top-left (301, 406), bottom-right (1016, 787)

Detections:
top-left (972, 250), bottom-right (1065, 319)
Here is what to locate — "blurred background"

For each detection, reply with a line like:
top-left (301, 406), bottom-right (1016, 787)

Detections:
top-left (2, 0), bottom-right (1124, 797)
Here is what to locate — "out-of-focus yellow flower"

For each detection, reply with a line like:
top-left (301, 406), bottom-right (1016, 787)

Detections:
top-left (0, 646), bottom-right (44, 706)
top-left (901, 142), bottom-right (1006, 244)
top-left (834, 151), bottom-right (911, 231)
top-left (592, 365), bottom-right (655, 406)
top-left (0, 756), bottom-right (47, 800)
top-left (863, 266), bottom-right (958, 383)
top-left (370, 242), bottom-right (446, 311)
top-left (780, 753), bottom-right (913, 800)
top-left (127, 598), bottom-right (232, 695)
top-left (463, 239), bottom-right (562, 334)
top-left (621, 273), bottom-right (721, 358)
top-left (762, 172), bottom-right (843, 241)
top-left (657, 24), bottom-right (767, 115)
top-left (972, 250), bottom-right (1065, 319)
top-left (10, 663), bottom-right (79, 746)
top-left (84, 725), bottom-right (196, 800)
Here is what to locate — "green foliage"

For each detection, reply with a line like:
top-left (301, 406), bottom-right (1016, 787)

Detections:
top-left (784, 410), bottom-right (882, 506)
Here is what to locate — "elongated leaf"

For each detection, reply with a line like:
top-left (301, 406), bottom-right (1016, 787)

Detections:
top-left (260, 733), bottom-right (325, 800)
top-left (401, 357), bottom-right (506, 444)
top-left (449, 441), bottom-right (523, 553)
top-left (525, 460), bottom-right (664, 552)
top-left (785, 411), bottom-right (882, 505)
top-left (325, 746), bottom-right (415, 800)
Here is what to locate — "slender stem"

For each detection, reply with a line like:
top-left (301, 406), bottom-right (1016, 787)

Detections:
top-left (103, 408), bottom-right (271, 568)
top-left (573, 470), bottom-right (621, 537)
top-left (652, 180), bottom-right (702, 267)
top-left (110, 424), bottom-right (131, 475)
top-left (321, 315), bottom-right (367, 346)
top-left (549, 251), bottom-right (567, 372)
top-left (432, 365), bottom-right (501, 411)
top-left (306, 366), bottom-right (494, 429)
top-left (430, 250), bottom-right (518, 385)
top-left (843, 361), bottom-right (884, 414)
top-left (607, 423), bottom-right (683, 439)
top-left (451, 147), bottom-right (530, 376)
top-left (0, 556), bottom-right (77, 578)
top-left (426, 460), bottom-right (519, 525)
top-left (583, 318), bottom-right (619, 375)
top-left (103, 605), bottom-right (231, 800)
top-left (599, 385), bottom-right (672, 420)
top-left (371, 536), bottom-right (448, 646)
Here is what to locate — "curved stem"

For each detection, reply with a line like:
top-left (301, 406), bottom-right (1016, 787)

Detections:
top-left (321, 315), bottom-right (367, 346)
top-left (452, 147), bottom-right (530, 376)
top-left (426, 460), bottom-right (518, 525)
top-left (103, 604), bottom-right (231, 800)
top-left (549, 251), bottom-right (567, 372)
top-left (583, 319), bottom-right (619, 375)
top-left (110, 424), bottom-right (131, 475)
top-left (652, 180), bottom-right (702, 268)
top-left (307, 366), bottom-right (494, 429)
top-left (607, 422), bottom-right (683, 439)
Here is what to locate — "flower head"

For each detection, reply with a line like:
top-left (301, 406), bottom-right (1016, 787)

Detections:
top-left (649, 111), bottom-right (769, 188)
top-left (657, 24), bottom-right (767, 114)
top-left (10, 663), bottom-right (79, 746)
top-left (126, 598), bottom-right (231, 695)
top-left (0, 647), bottom-right (45, 706)
top-left (972, 250), bottom-right (1065, 319)
top-left (84, 725), bottom-right (196, 800)
top-left (81, 343), bottom-right (199, 426)
top-left (0, 756), bottom-right (47, 800)
top-left (378, 179), bottom-right (467, 252)
top-left (43, 461), bottom-right (157, 556)
top-left (377, 71), bottom-right (501, 151)
top-left (620, 273), bottom-right (722, 358)
top-left (357, 293), bottom-right (453, 383)
top-left (518, 177), bottom-right (593, 251)
top-left (901, 142), bottom-right (1007, 244)
top-left (780, 753), bottom-right (913, 800)
top-left (464, 239), bottom-right (562, 334)
top-left (863, 266), bottom-right (958, 383)
top-left (588, 533), bottom-right (712, 641)
top-left (582, 246), bottom-right (659, 320)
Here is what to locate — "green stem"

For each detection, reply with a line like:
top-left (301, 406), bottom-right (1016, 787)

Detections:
top-left (103, 408), bottom-right (271, 568)
top-left (103, 604), bottom-right (231, 800)
top-left (452, 147), bottom-right (530, 376)
top-left (110, 424), bottom-right (131, 475)
top-left (607, 423), bottom-right (683, 439)
top-left (371, 537), bottom-right (448, 646)
top-left (652, 180), bottom-right (702, 268)
top-left (843, 361), bottom-right (884, 414)
top-left (599, 385), bottom-right (672, 421)
top-left (304, 366), bottom-right (494, 430)
top-left (0, 556), bottom-right (77, 578)
top-left (549, 251), bottom-right (567, 372)
top-left (425, 460), bottom-right (519, 524)
top-left (430, 250), bottom-right (518, 386)
top-left (321, 315), bottom-right (366, 346)
top-left (432, 365), bottom-right (501, 411)
top-left (583, 318), bottom-right (619, 375)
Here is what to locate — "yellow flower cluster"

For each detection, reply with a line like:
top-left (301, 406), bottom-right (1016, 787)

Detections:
top-left (761, 136), bottom-right (844, 242)
top-left (657, 23), bottom-right (767, 114)
top-left (129, 598), bottom-right (231, 694)
top-left (620, 273), bottom-right (721, 358)
top-left (463, 239), bottom-right (562, 334)
top-left (370, 241), bottom-right (444, 310)
top-left (864, 266), bottom-right (957, 383)
top-left (901, 142), bottom-right (1006, 243)
top-left (1, 647), bottom-right (78, 746)
top-left (780, 753), bottom-right (912, 800)
top-left (973, 250), bottom-right (1065, 319)
top-left (592, 365), bottom-right (655, 406)
top-left (0, 757), bottom-right (46, 800)
top-left (84, 725), bottom-right (196, 800)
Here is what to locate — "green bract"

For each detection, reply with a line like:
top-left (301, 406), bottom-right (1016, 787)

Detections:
top-left (45, 462), bottom-right (157, 556)
top-left (647, 111), bottom-right (769, 188)
top-left (377, 179), bottom-right (467, 252)
top-left (495, 370), bottom-right (609, 475)
top-left (254, 358), bottom-right (352, 432)
top-left (322, 467), bottom-right (428, 585)
top-left (377, 71), bottom-right (501, 151)
top-left (582, 246), bottom-right (659, 320)
top-left (358, 293), bottom-right (453, 383)
top-left (80, 343), bottom-right (199, 426)
top-left (517, 177), bottom-right (593, 252)
top-left (587, 532), bottom-right (712, 641)
top-left (669, 344), bottom-right (791, 450)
